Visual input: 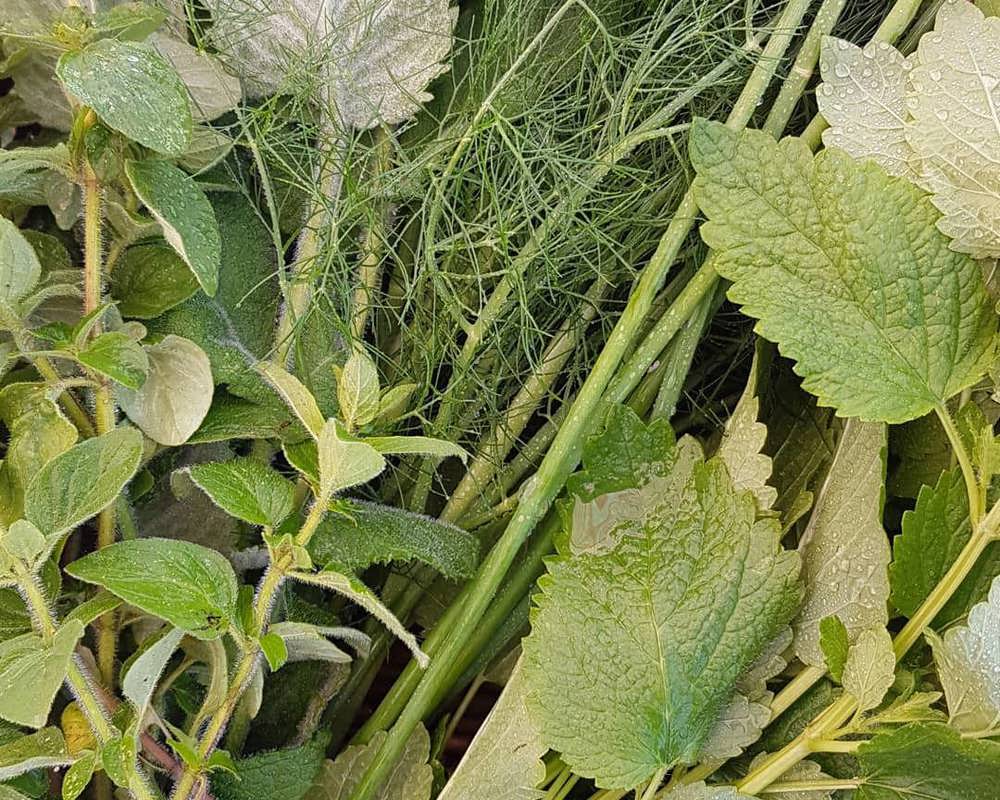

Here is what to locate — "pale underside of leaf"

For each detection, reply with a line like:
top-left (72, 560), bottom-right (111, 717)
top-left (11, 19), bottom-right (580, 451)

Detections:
top-left (842, 626), bottom-right (896, 713)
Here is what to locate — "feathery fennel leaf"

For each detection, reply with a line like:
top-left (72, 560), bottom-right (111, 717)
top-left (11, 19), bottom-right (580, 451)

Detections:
top-left (522, 426), bottom-right (800, 788)
top-left (690, 121), bottom-right (997, 423)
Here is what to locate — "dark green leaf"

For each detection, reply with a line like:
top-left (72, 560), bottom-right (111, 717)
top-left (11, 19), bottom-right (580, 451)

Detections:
top-left (819, 616), bottom-right (849, 683)
top-left (188, 392), bottom-right (299, 444)
top-left (212, 736), bottom-right (328, 800)
top-left (110, 243), bottom-right (200, 319)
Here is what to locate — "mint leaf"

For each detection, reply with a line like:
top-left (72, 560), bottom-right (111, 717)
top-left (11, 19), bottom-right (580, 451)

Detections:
top-left (522, 435), bottom-right (800, 788)
top-left (718, 358), bottom-right (777, 511)
top-left (0, 728), bottom-right (71, 779)
top-left (78, 332), bottom-right (149, 389)
top-left (309, 500), bottom-right (479, 578)
top-left (818, 616), bottom-right (849, 683)
top-left (24, 428), bottom-right (142, 538)
top-left (125, 160), bottom-right (220, 295)
top-left (842, 627), bottom-right (895, 713)
top-left (792, 420), bottom-right (890, 668)
top-left (212, 737), bottom-right (328, 800)
top-left (690, 121), bottom-right (997, 423)
top-left (56, 39), bottom-right (191, 156)
top-left (66, 538), bottom-right (238, 639)
top-left (188, 459), bottom-right (296, 527)
top-left (110, 242), bottom-right (200, 319)
top-left (0, 621), bottom-right (83, 728)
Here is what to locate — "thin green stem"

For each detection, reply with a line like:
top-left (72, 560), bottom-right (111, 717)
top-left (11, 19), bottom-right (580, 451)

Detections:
top-left (935, 403), bottom-right (984, 526)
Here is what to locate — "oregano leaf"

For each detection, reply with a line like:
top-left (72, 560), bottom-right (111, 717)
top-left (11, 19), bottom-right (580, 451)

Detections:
top-left (188, 459), bottom-right (297, 527)
top-left (0, 621), bottom-right (84, 728)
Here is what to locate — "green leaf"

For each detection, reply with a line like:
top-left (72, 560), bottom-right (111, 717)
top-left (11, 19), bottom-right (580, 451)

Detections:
top-left (259, 631), bottom-right (288, 672)
top-left (110, 242), bottom-right (200, 319)
top-left (0, 621), bottom-right (83, 728)
top-left (0, 218), bottom-right (41, 305)
top-left (690, 120), bottom-right (997, 423)
top-left (78, 331), bottom-right (149, 389)
top-left (659, 784), bottom-right (752, 799)
top-left (62, 749), bottom-right (96, 800)
top-left (124, 160), bottom-right (220, 295)
top-left (66, 538), bottom-right (238, 639)
top-left (118, 335), bottom-right (214, 446)
top-left (842, 627), bottom-right (895, 713)
top-left (24, 428), bottom-right (143, 537)
top-left (289, 569), bottom-right (428, 667)
top-left (304, 726), bottom-right (432, 800)
top-left (258, 362), bottom-right (325, 439)
top-left (212, 736), bottom-right (328, 800)
top-left (0, 146), bottom-right (73, 209)
top-left (56, 39), bottom-right (191, 156)
top-left (151, 33), bottom-right (241, 123)
top-left (364, 435), bottom-right (467, 462)
top-left (438, 661), bottom-right (545, 800)
top-left (188, 459), bottom-right (296, 527)
top-left (1, 520), bottom-right (44, 566)
top-left (856, 723), bottom-right (1000, 799)
top-left (929, 576), bottom-right (1000, 735)
top-left (889, 467), bottom-right (1000, 626)
top-left (317, 421), bottom-right (386, 499)
top-left (308, 500), bottom-right (479, 578)
top-left (818, 616), bottom-right (849, 683)
top-left (122, 627), bottom-right (185, 721)
top-left (792, 420), bottom-right (890, 668)
top-left (0, 727), bottom-right (71, 779)
top-left (718, 358), bottom-right (777, 511)
top-left (522, 436), bottom-right (801, 788)
top-left (336, 350), bottom-right (380, 430)
top-left (189, 393), bottom-right (299, 444)
top-left (268, 622), bottom-right (362, 664)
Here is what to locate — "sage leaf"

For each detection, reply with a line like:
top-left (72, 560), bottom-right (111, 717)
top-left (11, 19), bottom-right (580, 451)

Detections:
top-left (24, 428), bottom-right (143, 538)
top-left (304, 725), bottom-right (432, 800)
top-left (0, 218), bottom-right (41, 305)
top-left (118, 335), bottom-right (214, 446)
top-left (792, 419), bottom-right (890, 668)
top-left (56, 39), bottom-right (192, 156)
top-left (0, 620), bottom-right (84, 728)
top-left (66, 538), bottom-right (238, 639)
top-left (438, 662), bottom-right (545, 800)
top-left (189, 459), bottom-right (296, 527)
top-left (842, 627), bottom-right (895, 713)
top-left (78, 331), bottom-right (149, 389)
top-left (110, 243), bottom-right (200, 319)
top-left (125, 160), bottom-right (221, 296)
top-left (317, 421), bottom-right (386, 499)
top-left (856, 722), bottom-right (1000, 799)
top-left (522, 428), bottom-right (800, 788)
top-left (308, 500), bottom-right (479, 578)
top-left (123, 627), bottom-right (185, 722)
top-left (929, 576), bottom-right (1000, 735)
top-left (0, 727), bottom-right (72, 779)
top-left (364, 436), bottom-right (467, 462)
top-left (690, 120), bottom-right (997, 423)
top-left (289, 569), bottom-right (427, 667)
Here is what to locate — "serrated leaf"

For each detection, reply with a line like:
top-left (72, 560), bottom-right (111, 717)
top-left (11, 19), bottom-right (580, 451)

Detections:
top-left (24, 428), bottom-right (142, 538)
top-left (289, 569), bottom-right (427, 667)
top-left (212, 736), bottom-right (328, 800)
top-left (151, 33), bottom-right (241, 123)
top-left (0, 621), bottom-right (83, 728)
top-left (906, 0), bottom-right (1000, 258)
top-left (792, 420), bottom-right (890, 668)
top-left (817, 37), bottom-right (916, 180)
top-left (304, 725), bottom-right (432, 800)
top-left (208, 0), bottom-right (456, 130)
top-left (438, 661), bottom-right (545, 800)
top-left (118, 334), bottom-right (214, 446)
top-left (337, 349), bottom-right (380, 430)
top-left (522, 433), bottom-right (801, 788)
top-left (889, 467), bottom-right (1000, 626)
top-left (78, 331), bottom-right (149, 389)
top-left (660, 784), bottom-right (752, 800)
top-left (0, 218), bottom-right (41, 305)
top-left (843, 627), bottom-right (895, 713)
top-left (855, 722), bottom-right (1000, 799)
top-left (317, 421), bottom-right (386, 499)
top-left (123, 627), bottom-right (185, 722)
top-left (0, 727), bottom-right (72, 779)
top-left (698, 693), bottom-right (771, 762)
top-left (930, 576), bottom-right (1000, 735)
top-left (818, 616), bottom-right (849, 683)
top-left (188, 459), bottom-right (296, 527)
top-left (690, 120), bottom-right (997, 423)
top-left (258, 362), bottom-right (325, 439)
top-left (125, 160), bottom-right (221, 295)
top-left (308, 500), bottom-right (479, 578)
top-left (56, 39), bottom-right (191, 155)
top-left (66, 538), bottom-right (238, 639)
top-left (110, 242), bottom-right (200, 319)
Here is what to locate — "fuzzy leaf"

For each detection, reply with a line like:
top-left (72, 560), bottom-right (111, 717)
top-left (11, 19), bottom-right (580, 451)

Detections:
top-left (522, 436), bottom-right (801, 788)
top-left (817, 38), bottom-right (916, 180)
top-left (0, 621), bottom-right (83, 728)
top-left (259, 362), bottom-right (325, 439)
top-left (318, 421), bottom-right (386, 498)
top-left (690, 121), bottom-right (997, 423)
top-left (125, 160), bottom-right (221, 295)
top-left (304, 725), bottom-right (432, 800)
top-left (843, 627), bottom-right (895, 713)
top-left (78, 332), bottom-right (149, 389)
top-left (110, 243), bottom-right (200, 319)
top-left (24, 428), bottom-right (143, 538)
top-left (118, 335), bottom-right (214, 446)
top-left (0, 728), bottom-right (72, 779)
top-left (56, 39), bottom-right (191, 156)
top-left (930, 576), bottom-right (1000, 735)
top-left (364, 435), bottom-right (467, 462)
top-left (188, 459), bottom-right (297, 527)
top-left (438, 662), bottom-right (545, 800)
top-left (337, 350), bottom-right (380, 430)
top-left (0, 218), bottom-right (41, 305)
top-left (907, 0), bottom-right (1000, 258)
top-left (856, 723), bottom-right (1000, 799)
top-left (660, 784), bottom-right (752, 800)
top-left (792, 419), bottom-right (890, 668)
top-left (151, 33), bottom-right (241, 123)
top-left (308, 500), bottom-right (479, 578)
top-left (213, 737), bottom-right (328, 800)
top-left (61, 749), bottom-right (96, 800)
top-left (123, 627), bottom-right (185, 721)
top-left (67, 538), bottom-right (238, 639)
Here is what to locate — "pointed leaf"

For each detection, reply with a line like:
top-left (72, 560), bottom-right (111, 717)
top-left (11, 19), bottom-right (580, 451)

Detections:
top-left (818, 616), bottom-right (849, 683)
top-left (0, 621), bottom-right (84, 728)
top-left (364, 435), bottom-right (467, 462)
top-left (123, 627), bottom-right (185, 721)
top-left (0, 728), bottom-right (72, 779)
top-left (258, 362), bottom-right (325, 439)
top-left (337, 350), bottom-right (380, 430)
top-left (62, 749), bottom-right (96, 800)
top-left (317, 421), bottom-right (386, 499)
top-left (188, 459), bottom-right (296, 527)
